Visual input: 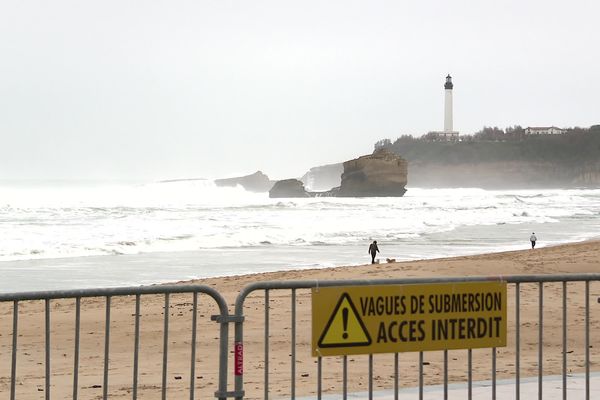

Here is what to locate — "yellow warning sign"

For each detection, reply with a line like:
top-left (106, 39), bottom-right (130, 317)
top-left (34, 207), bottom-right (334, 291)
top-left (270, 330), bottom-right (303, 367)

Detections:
top-left (318, 293), bottom-right (371, 348)
top-left (312, 281), bottom-right (507, 357)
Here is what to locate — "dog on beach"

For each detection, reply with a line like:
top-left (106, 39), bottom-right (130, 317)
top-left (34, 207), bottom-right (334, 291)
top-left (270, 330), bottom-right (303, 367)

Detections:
top-left (386, 258), bottom-right (396, 263)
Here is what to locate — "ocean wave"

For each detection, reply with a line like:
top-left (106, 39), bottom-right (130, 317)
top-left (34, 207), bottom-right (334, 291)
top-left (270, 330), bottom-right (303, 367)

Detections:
top-left (157, 234), bottom-right (194, 241)
top-left (309, 241), bottom-right (330, 246)
top-left (115, 241), bottom-right (136, 246)
top-left (1, 184), bottom-right (600, 262)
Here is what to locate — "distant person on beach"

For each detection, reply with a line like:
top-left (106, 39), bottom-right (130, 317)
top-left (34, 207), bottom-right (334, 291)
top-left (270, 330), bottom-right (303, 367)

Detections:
top-left (368, 240), bottom-right (380, 264)
top-left (530, 232), bottom-right (537, 249)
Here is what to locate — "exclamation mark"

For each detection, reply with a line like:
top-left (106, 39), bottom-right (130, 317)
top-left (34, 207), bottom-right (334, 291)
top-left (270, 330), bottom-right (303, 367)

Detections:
top-left (342, 307), bottom-right (349, 339)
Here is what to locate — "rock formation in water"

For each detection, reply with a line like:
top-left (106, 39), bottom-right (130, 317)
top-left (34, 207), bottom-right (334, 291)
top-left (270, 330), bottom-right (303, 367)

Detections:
top-left (269, 150), bottom-right (408, 198)
top-left (214, 171), bottom-right (274, 192)
top-left (269, 179), bottom-right (312, 198)
top-left (337, 149), bottom-right (408, 197)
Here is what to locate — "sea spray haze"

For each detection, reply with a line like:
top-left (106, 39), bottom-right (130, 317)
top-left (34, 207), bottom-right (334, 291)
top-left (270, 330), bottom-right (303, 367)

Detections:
top-left (1, 180), bottom-right (600, 291)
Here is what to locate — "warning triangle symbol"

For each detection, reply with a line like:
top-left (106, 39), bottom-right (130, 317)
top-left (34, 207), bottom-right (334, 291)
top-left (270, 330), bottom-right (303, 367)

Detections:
top-left (318, 293), bottom-right (371, 348)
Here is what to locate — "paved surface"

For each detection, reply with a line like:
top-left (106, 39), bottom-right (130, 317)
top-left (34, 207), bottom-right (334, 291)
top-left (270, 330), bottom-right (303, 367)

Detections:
top-left (297, 372), bottom-right (600, 399)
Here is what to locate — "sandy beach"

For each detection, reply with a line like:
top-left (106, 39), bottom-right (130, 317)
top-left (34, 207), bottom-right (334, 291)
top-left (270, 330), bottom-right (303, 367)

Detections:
top-left (1, 240), bottom-right (600, 399)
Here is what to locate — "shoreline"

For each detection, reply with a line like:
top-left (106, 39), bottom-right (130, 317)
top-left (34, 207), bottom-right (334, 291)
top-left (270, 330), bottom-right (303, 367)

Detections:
top-left (178, 238), bottom-right (600, 293)
top-left (2, 234), bottom-right (599, 294)
top-left (1, 240), bottom-right (600, 399)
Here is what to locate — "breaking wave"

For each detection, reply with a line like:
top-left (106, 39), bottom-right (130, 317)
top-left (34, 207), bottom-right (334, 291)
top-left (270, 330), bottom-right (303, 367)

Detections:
top-left (1, 181), bottom-right (600, 261)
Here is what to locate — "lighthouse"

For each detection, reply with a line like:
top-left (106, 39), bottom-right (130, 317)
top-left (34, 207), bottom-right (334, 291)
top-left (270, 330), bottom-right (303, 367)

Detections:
top-left (431, 74), bottom-right (459, 140)
top-left (444, 74), bottom-right (454, 132)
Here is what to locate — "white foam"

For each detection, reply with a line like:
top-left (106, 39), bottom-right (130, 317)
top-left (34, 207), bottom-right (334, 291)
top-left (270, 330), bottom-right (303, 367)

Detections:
top-left (1, 182), bottom-right (600, 262)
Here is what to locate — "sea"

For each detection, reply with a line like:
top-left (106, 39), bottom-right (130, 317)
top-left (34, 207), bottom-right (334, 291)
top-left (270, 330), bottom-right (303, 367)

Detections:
top-left (1, 179), bottom-right (600, 293)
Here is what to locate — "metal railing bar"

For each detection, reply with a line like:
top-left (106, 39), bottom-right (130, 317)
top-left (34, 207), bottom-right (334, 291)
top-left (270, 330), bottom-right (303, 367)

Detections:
top-left (162, 293), bottom-right (170, 400)
top-left (343, 355), bottom-right (347, 400)
top-left (46, 298), bottom-right (51, 400)
top-left (234, 303), bottom-right (244, 400)
top-left (0, 283), bottom-right (234, 302)
top-left (317, 357), bottom-right (322, 400)
top-left (468, 349), bottom-right (472, 400)
top-left (291, 288), bottom-right (296, 400)
top-left (133, 294), bottom-right (140, 400)
top-left (265, 289), bottom-right (270, 400)
top-left (190, 292), bottom-right (198, 400)
top-left (11, 300), bottom-right (18, 400)
top-left (586, 281), bottom-right (590, 400)
top-left (419, 352), bottom-right (423, 400)
top-left (73, 297), bottom-right (80, 400)
top-left (516, 282), bottom-right (520, 400)
top-left (444, 350), bottom-right (448, 400)
top-left (538, 282), bottom-right (543, 400)
top-left (562, 281), bottom-right (567, 400)
top-left (368, 354), bottom-right (373, 400)
top-left (394, 353), bottom-right (399, 400)
top-left (217, 307), bottom-right (230, 400)
top-left (103, 296), bottom-right (111, 400)
top-left (232, 274), bottom-right (600, 310)
top-left (492, 347), bottom-right (496, 400)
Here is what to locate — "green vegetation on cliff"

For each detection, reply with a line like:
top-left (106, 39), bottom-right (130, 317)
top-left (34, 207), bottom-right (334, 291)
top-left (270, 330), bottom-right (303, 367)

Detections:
top-left (376, 125), bottom-right (600, 166)
top-left (371, 125), bottom-right (600, 188)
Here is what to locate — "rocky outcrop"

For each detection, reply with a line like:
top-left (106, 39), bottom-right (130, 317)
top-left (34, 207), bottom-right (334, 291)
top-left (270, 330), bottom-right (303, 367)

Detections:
top-left (270, 150), bottom-right (408, 198)
top-left (269, 179), bottom-right (312, 198)
top-left (337, 149), bottom-right (408, 197)
top-left (214, 171), bottom-right (274, 192)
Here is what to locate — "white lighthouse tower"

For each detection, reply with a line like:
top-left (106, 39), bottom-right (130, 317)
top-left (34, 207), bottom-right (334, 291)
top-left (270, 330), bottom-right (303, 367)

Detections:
top-left (444, 74), bottom-right (454, 132)
top-left (438, 74), bottom-right (459, 140)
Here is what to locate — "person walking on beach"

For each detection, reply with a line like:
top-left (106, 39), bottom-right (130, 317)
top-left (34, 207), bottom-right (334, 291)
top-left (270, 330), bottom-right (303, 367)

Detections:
top-left (530, 232), bottom-right (537, 249)
top-left (368, 240), bottom-right (380, 264)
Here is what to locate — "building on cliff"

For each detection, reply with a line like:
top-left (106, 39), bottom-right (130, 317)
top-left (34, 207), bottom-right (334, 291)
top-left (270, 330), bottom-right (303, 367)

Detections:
top-left (430, 74), bottom-right (459, 141)
top-left (524, 126), bottom-right (565, 135)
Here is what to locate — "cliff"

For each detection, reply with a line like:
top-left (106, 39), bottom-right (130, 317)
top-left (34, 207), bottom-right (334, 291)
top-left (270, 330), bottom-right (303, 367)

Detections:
top-left (405, 160), bottom-right (600, 189)
top-left (406, 161), bottom-right (572, 189)
top-left (379, 129), bottom-right (600, 188)
top-left (572, 161), bottom-right (600, 186)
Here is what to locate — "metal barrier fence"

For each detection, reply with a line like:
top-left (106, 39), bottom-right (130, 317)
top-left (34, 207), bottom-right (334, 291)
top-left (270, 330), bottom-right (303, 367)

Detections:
top-left (0, 285), bottom-right (231, 400)
top-left (233, 274), bottom-right (600, 400)
top-left (1, 274), bottom-right (599, 399)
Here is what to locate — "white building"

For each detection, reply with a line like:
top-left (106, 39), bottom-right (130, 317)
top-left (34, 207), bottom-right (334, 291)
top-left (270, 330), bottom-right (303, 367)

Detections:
top-left (435, 131), bottom-right (459, 140)
top-left (524, 126), bottom-right (565, 135)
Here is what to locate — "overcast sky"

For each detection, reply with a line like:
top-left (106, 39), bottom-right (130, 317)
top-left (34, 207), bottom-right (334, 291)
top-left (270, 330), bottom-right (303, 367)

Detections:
top-left (1, 0), bottom-right (598, 180)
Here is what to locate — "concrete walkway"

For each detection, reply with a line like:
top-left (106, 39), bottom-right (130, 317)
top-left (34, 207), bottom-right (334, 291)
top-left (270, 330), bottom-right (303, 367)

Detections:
top-left (298, 372), bottom-right (600, 399)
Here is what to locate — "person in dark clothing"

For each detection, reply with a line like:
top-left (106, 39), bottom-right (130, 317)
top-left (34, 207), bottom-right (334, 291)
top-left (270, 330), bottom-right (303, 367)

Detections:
top-left (368, 240), bottom-right (380, 264)
top-left (530, 232), bottom-right (537, 249)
